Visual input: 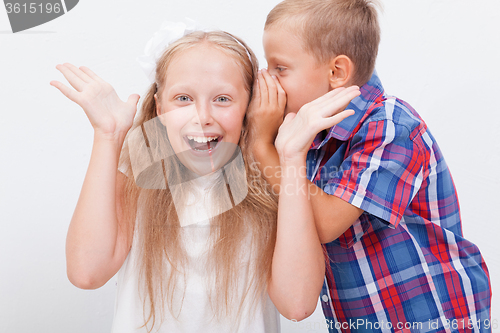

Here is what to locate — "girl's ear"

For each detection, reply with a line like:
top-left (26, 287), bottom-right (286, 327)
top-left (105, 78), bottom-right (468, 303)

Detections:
top-left (328, 55), bottom-right (354, 89)
top-left (154, 93), bottom-right (162, 116)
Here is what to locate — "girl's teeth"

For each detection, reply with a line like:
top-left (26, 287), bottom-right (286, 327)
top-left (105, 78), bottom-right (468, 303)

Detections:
top-left (187, 135), bottom-right (218, 143)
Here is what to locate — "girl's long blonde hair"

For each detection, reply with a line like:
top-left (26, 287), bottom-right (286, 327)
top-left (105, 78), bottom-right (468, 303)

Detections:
top-left (118, 31), bottom-right (277, 332)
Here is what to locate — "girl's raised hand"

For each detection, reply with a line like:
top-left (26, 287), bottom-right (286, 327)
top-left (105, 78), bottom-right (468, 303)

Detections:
top-left (275, 86), bottom-right (360, 164)
top-left (50, 63), bottom-right (140, 139)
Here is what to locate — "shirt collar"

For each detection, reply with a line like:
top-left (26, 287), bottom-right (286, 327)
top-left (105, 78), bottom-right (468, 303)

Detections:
top-left (310, 70), bottom-right (385, 150)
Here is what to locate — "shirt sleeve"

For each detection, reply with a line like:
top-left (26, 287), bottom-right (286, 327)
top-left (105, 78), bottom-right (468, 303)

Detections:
top-left (323, 119), bottom-right (425, 233)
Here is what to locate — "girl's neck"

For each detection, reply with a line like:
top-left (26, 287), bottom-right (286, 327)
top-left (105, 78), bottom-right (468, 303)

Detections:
top-left (190, 170), bottom-right (220, 191)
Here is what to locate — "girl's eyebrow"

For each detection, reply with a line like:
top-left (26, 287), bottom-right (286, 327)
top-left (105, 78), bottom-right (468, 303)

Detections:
top-left (167, 83), bottom-right (240, 96)
top-left (166, 83), bottom-right (192, 91)
top-left (212, 84), bottom-right (240, 94)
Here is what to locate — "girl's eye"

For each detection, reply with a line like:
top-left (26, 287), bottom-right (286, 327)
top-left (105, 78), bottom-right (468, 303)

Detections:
top-left (215, 96), bottom-right (230, 103)
top-left (176, 95), bottom-right (191, 102)
top-left (276, 66), bottom-right (286, 73)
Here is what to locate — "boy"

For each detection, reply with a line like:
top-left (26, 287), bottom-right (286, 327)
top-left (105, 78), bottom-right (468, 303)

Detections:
top-left (250, 0), bottom-right (492, 331)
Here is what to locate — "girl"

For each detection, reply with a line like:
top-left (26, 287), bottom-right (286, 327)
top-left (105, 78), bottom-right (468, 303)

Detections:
top-left (50, 31), bottom-right (280, 332)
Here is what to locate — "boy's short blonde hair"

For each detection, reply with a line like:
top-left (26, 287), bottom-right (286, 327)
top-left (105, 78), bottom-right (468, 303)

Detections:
top-left (265, 0), bottom-right (380, 86)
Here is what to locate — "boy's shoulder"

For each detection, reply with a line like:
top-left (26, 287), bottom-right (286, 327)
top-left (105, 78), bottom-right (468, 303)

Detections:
top-left (338, 72), bottom-right (430, 145)
top-left (363, 94), bottom-right (428, 142)
top-left (311, 71), bottom-right (436, 155)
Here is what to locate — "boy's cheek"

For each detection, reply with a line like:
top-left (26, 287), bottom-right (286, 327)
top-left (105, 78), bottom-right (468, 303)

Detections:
top-left (284, 104), bottom-right (299, 116)
top-left (283, 90), bottom-right (301, 113)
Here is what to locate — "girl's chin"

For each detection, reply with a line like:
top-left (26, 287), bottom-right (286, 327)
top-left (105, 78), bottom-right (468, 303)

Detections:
top-left (174, 142), bottom-right (238, 176)
top-left (181, 158), bottom-right (219, 176)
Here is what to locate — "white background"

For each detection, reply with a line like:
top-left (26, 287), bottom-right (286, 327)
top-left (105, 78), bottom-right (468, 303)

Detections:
top-left (0, 0), bottom-right (499, 332)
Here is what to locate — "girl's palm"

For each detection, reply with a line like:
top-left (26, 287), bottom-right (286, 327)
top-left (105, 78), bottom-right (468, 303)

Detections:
top-left (50, 63), bottom-right (140, 136)
top-left (275, 86), bottom-right (359, 162)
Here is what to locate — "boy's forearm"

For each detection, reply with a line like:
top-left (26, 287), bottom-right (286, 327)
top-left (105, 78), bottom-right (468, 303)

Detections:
top-left (252, 140), bottom-right (281, 188)
top-left (268, 158), bottom-right (325, 321)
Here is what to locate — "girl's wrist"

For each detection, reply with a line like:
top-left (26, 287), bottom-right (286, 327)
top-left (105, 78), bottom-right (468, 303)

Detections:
top-left (279, 154), bottom-right (307, 171)
top-left (278, 148), bottom-right (307, 167)
top-left (93, 130), bottom-right (127, 149)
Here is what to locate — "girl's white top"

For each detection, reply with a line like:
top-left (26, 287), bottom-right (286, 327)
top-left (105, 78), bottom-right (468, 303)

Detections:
top-left (110, 172), bottom-right (280, 333)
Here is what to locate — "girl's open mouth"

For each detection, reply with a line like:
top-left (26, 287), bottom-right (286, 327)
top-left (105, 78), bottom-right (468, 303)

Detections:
top-left (185, 135), bottom-right (221, 152)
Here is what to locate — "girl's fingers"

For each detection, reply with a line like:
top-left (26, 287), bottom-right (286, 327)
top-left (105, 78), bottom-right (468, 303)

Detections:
top-left (321, 109), bottom-right (355, 130)
top-left (317, 88), bottom-right (360, 118)
top-left (278, 112), bottom-right (296, 138)
top-left (50, 80), bottom-right (80, 104)
top-left (64, 63), bottom-right (93, 84)
top-left (318, 86), bottom-right (359, 107)
top-left (79, 66), bottom-right (101, 81)
top-left (261, 69), bottom-right (278, 107)
top-left (311, 85), bottom-right (359, 111)
top-left (308, 86), bottom-right (347, 107)
top-left (56, 64), bottom-right (86, 92)
top-left (282, 111), bottom-right (296, 125)
top-left (126, 94), bottom-right (141, 108)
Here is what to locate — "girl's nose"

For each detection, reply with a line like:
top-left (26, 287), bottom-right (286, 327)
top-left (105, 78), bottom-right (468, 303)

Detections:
top-left (194, 102), bottom-right (214, 126)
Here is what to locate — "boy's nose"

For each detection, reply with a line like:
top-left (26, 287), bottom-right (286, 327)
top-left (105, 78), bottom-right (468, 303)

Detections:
top-left (267, 68), bottom-right (277, 76)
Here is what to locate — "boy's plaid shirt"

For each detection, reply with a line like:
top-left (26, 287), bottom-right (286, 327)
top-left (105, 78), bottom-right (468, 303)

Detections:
top-left (307, 72), bottom-right (491, 332)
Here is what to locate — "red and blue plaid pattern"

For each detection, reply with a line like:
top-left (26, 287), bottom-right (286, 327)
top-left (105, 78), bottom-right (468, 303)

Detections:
top-left (307, 72), bottom-right (491, 332)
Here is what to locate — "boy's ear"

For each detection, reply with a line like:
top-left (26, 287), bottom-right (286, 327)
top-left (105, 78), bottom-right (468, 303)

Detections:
top-left (154, 93), bottom-right (162, 116)
top-left (328, 55), bottom-right (354, 89)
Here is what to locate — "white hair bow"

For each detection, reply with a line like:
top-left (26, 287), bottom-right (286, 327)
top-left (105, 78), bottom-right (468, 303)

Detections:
top-left (137, 18), bottom-right (207, 83)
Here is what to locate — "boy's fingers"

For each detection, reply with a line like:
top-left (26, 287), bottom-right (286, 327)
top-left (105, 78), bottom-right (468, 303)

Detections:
top-left (50, 80), bottom-right (80, 104)
top-left (275, 77), bottom-right (287, 110)
top-left (56, 64), bottom-right (86, 92)
top-left (258, 71), bottom-right (269, 106)
top-left (252, 77), bottom-right (261, 107)
top-left (64, 63), bottom-right (93, 84)
top-left (261, 69), bottom-right (278, 106)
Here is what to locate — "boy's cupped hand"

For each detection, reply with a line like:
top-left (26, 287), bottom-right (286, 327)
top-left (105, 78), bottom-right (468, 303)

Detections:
top-left (50, 63), bottom-right (140, 140)
top-left (275, 86), bottom-right (360, 164)
top-left (247, 68), bottom-right (286, 145)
